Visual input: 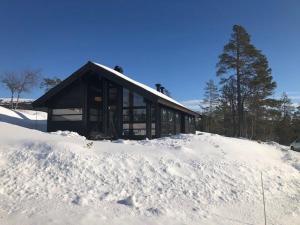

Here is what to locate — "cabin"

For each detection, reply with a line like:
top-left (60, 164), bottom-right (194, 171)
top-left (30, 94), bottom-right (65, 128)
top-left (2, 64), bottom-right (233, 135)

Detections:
top-left (33, 61), bottom-right (200, 139)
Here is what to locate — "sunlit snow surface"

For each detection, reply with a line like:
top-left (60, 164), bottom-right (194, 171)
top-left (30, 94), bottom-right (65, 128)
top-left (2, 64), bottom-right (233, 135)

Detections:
top-left (0, 112), bottom-right (299, 224)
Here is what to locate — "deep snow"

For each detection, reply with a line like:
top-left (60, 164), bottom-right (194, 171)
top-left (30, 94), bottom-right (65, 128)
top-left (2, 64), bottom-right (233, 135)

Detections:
top-left (0, 121), bottom-right (299, 225)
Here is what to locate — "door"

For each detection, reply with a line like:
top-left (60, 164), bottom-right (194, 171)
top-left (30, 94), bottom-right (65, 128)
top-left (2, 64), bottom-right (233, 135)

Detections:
top-left (107, 83), bottom-right (119, 138)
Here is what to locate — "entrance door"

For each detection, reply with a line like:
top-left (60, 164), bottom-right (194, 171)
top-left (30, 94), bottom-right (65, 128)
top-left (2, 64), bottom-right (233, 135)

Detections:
top-left (107, 83), bottom-right (119, 138)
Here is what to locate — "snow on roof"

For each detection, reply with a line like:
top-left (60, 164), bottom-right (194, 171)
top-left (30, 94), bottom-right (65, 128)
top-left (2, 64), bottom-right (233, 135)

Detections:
top-left (0, 98), bottom-right (34, 103)
top-left (92, 62), bottom-right (185, 108)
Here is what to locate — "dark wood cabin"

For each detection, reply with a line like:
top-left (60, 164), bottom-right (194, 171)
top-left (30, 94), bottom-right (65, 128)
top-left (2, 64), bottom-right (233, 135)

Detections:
top-left (33, 61), bottom-right (200, 139)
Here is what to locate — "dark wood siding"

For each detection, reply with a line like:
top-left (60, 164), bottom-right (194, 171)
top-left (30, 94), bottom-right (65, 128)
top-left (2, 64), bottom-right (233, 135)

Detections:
top-left (47, 79), bottom-right (86, 136)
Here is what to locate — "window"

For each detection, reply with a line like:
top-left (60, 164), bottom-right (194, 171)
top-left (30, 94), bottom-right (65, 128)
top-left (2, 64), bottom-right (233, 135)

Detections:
top-left (122, 88), bottom-right (147, 136)
top-left (52, 108), bottom-right (82, 121)
top-left (123, 109), bottom-right (130, 122)
top-left (184, 115), bottom-right (195, 133)
top-left (132, 123), bottom-right (146, 135)
top-left (161, 107), bottom-right (181, 136)
top-left (151, 123), bottom-right (156, 136)
top-left (133, 92), bottom-right (145, 107)
top-left (89, 108), bottom-right (101, 122)
top-left (88, 80), bottom-right (103, 124)
top-left (151, 105), bottom-right (156, 137)
top-left (123, 123), bottom-right (130, 136)
top-left (161, 107), bottom-right (177, 136)
top-left (123, 88), bottom-right (130, 107)
top-left (133, 108), bottom-right (146, 122)
top-left (175, 112), bottom-right (181, 133)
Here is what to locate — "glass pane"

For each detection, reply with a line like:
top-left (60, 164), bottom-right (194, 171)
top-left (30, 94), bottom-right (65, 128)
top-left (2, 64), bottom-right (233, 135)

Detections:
top-left (89, 115), bottom-right (98, 122)
top-left (151, 106), bottom-right (156, 122)
top-left (133, 92), bottom-right (145, 107)
top-left (52, 115), bottom-right (82, 121)
top-left (89, 108), bottom-right (98, 115)
top-left (52, 108), bottom-right (82, 115)
top-left (133, 129), bottom-right (146, 136)
top-left (133, 108), bottom-right (146, 122)
top-left (132, 123), bottom-right (146, 129)
top-left (123, 109), bottom-right (130, 122)
top-left (123, 130), bottom-right (130, 136)
top-left (123, 88), bottom-right (129, 107)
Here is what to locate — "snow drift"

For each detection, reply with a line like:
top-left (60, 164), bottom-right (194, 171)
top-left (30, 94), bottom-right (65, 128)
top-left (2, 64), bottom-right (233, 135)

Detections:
top-left (0, 122), bottom-right (299, 225)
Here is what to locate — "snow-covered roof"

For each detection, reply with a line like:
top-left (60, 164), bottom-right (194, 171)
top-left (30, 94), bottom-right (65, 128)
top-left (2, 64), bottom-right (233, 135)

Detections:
top-left (92, 62), bottom-right (185, 107)
top-left (33, 61), bottom-right (198, 115)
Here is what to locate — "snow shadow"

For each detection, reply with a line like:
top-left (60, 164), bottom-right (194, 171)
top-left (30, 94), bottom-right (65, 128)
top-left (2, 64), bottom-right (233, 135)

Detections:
top-left (0, 113), bottom-right (46, 131)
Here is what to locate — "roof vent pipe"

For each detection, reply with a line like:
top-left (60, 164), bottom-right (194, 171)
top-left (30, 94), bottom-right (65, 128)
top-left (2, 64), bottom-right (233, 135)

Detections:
top-left (160, 86), bottom-right (165, 94)
top-left (114, 65), bottom-right (124, 73)
top-left (155, 83), bottom-right (161, 92)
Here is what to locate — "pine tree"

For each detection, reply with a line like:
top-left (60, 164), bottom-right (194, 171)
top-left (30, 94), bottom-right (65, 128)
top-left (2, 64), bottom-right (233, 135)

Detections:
top-left (40, 77), bottom-right (62, 92)
top-left (247, 52), bottom-right (277, 139)
top-left (202, 80), bottom-right (219, 132)
top-left (275, 93), bottom-right (294, 144)
top-left (217, 25), bottom-right (258, 136)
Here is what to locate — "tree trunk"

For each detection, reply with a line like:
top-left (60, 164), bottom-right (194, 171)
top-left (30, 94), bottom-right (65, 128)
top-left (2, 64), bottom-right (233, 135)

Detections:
top-left (236, 31), bottom-right (243, 137)
top-left (15, 92), bottom-right (20, 110)
top-left (10, 91), bottom-right (14, 109)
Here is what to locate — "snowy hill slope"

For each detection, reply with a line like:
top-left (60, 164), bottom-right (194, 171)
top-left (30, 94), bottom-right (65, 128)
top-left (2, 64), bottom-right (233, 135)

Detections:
top-left (0, 122), bottom-right (299, 225)
top-left (0, 106), bottom-right (46, 131)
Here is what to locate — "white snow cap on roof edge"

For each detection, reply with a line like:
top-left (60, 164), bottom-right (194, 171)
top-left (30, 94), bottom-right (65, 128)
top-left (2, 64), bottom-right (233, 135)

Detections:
top-left (91, 62), bottom-right (185, 107)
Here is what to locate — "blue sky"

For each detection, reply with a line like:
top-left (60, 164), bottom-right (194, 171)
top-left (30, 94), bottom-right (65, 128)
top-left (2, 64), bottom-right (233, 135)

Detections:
top-left (0, 0), bottom-right (299, 110)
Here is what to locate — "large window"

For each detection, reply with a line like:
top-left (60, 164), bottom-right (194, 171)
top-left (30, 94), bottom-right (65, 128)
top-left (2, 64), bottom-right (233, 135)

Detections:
top-left (133, 92), bottom-right (146, 107)
top-left (151, 105), bottom-right (156, 137)
top-left (133, 108), bottom-right (146, 122)
top-left (52, 108), bottom-right (83, 121)
top-left (122, 88), bottom-right (147, 137)
top-left (161, 107), bottom-right (182, 136)
top-left (161, 107), bottom-right (175, 136)
top-left (184, 115), bottom-right (195, 133)
top-left (175, 112), bottom-right (181, 133)
top-left (88, 78), bottom-right (103, 137)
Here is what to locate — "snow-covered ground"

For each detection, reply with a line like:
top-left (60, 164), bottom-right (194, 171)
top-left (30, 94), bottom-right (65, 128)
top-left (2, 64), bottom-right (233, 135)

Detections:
top-left (0, 121), bottom-right (299, 225)
top-left (0, 106), bottom-right (47, 131)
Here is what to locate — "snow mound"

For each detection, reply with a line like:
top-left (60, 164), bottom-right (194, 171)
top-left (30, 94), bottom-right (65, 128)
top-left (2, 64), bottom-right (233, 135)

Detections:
top-left (51, 130), bottom-right (86, 139)
top-left (0, 123), bottom-right (299, 225)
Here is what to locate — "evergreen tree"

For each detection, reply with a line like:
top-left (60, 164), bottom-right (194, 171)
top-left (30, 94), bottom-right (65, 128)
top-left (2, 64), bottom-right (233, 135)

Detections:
top-left (246, 52), bottom-right (277, 139)
top-left (202, 80), bottom-right (219, 132)
top-left (40, 77), bottom-right (62, 92)
top-left (217, 25), bottom-right (258, 136)
top-left (292, 106), bottom-right (300, 140)
top-left (275, 93), bottom-right (294, 144)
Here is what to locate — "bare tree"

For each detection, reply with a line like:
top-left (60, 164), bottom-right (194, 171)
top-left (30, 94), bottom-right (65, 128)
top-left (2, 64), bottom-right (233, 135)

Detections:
top-left (15, 70), bottom-right (40, 109)
top-left (1, 72), bottom-right (19, 109)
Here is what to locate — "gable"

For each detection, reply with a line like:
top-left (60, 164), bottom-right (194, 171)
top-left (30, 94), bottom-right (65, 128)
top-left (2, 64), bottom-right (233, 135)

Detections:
top-left (33, 61), bottom-right (199, 116)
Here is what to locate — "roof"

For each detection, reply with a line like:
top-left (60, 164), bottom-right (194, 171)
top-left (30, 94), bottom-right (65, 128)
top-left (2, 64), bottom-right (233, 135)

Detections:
top-left (92, 62), bottom-right (185, 107)
top-left (33, 61), bottom-right (199, 116)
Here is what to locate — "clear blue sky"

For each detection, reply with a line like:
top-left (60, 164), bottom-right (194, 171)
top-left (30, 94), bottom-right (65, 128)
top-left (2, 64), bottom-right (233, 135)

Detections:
top-left (0, 0), bottom-right (299, 109)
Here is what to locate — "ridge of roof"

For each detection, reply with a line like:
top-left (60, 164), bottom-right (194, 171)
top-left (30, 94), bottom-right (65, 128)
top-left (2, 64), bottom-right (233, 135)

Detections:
top-left (91, 62), bottom-right (185, 108)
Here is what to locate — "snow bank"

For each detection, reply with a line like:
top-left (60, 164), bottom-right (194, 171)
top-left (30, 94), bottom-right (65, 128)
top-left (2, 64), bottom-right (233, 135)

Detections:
top-left (0, 123), bottom-right (299, 225)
